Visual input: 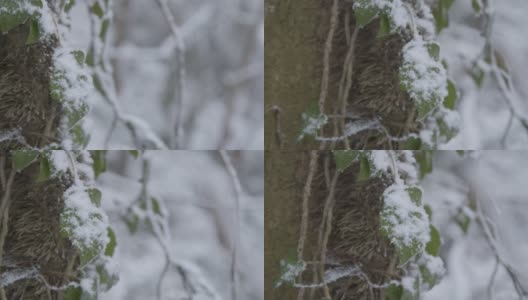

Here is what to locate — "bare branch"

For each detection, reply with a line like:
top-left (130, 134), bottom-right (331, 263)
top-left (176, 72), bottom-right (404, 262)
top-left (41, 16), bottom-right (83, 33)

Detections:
top-left (220, 151), bottom-right (241, 300)
top-left (155, 0), bottom-right (186, 149)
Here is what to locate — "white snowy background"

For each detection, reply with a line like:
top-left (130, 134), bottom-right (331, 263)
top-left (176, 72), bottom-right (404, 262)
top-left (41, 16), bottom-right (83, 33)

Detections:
top-left (422, 0), bottom-right (528, 298)
top-left (440, 0), bottom-right (528, 150)
top-left (97, 151), bottom-right (263, 300)
top-left (422, 151), bottom-right (528, 300)
top-left (68, 0), bottom-right (263, 150)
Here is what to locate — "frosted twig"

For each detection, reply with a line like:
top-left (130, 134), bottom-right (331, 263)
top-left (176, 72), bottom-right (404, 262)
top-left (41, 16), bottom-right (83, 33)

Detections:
top-left (319, 169), bottom-right (339, 299)
top-left (85, 2), bottom-right (167, 150)
top-left (220, 151), bottom-right (241, 300)
top-left (317, 0), bottom-right (340, 150)
top-left (475, 188), bottom-right (528, 299)
top-left (0, 267), bottom-right (39, 288)
top-left (319, 0), bottom-right (339, 114)
top-left (334, 22), bottom-right (359, 150)
top-left (131, 154), bottom-right (218, 300)
top-left (478, 0), bottom-right (528, 148)
top-left (487, 256), bottom-right (499, 300)
top-left (155, 0), bottom-right (186, 149)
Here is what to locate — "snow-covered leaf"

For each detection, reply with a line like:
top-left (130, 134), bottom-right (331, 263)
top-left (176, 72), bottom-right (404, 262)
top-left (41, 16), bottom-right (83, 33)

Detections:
top-left (333, 150), bottom-right (358, 173)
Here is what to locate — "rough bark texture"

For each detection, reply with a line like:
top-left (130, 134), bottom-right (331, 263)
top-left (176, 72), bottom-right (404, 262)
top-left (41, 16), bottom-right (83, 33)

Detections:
top-left (264, 0), bottom-right (416, 150)
top-left (264, 0), bottom-right (328, 151)
top-left (309, 153), bottom-right (399, 299)
top-left (265, 151), bottom-right (399, 300)
top-left (0, 23), bottom-right (61, 151)
top-left (265, 151), bottom-right (307, 299)
top-left (0, 153), bottom-right (79, 299)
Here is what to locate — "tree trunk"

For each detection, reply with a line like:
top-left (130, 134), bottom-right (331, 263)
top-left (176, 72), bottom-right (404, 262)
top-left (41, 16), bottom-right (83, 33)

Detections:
top-left (265, 151), bottom-right (398, 300)
top-left (264, 0), bottom-right (416, 150)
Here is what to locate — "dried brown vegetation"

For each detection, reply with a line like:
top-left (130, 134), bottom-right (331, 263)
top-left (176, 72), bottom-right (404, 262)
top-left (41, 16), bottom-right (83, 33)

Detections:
top-left (0, 154), bottom-right (79, 299)
top-left (294, 152), bottom-right (398, 299)
top-left (0, 23), bottom-right (61, 151)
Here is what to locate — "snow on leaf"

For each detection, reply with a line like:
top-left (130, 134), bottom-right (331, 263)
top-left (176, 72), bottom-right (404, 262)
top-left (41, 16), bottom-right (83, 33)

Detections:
top-left (400, 38), bottom-right (448, 120)
top-left (275, 259), bottom-right (305, 288)
top-left (381, 183), bottom-right (430, 257)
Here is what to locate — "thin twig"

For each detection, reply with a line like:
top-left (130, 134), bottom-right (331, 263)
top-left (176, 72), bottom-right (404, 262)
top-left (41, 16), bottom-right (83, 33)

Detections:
top-left (487, 256), bottom-right (499, 300)
top-left (0, 162), bottom-right (16, 300)
top-left (296, 151), bottom-right (319, 300)
top-left (220, 151), bottom-right (241, 300)
top-left (155, 0), bottom-right (186, 149)
top-left (85, 2), bottom-right (167, 149)
top-left (320, 170), bottom-right (340, 299)
top-left (318, 0), bottom-right (340, 150)
top-left (337, 26), bottom-right (360, 149)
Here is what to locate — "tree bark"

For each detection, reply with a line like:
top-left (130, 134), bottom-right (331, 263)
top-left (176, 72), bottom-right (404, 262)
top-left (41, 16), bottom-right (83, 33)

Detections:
top-left (264, 0), bottom-right (415, 150)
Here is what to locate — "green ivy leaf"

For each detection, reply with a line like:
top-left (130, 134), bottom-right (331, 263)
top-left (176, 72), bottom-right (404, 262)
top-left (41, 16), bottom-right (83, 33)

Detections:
top-left (416, 98), bottom-right (438, 120)
top-left (71, 123), bottom-right (90, 148)
top-left (99, 19), bottom-right (109, 40)
top-left (26, 18), bottom-right (40, 44)
top-left (354, 0), bottom-right (378, 28)
top-left (151, 197), bottom-right (162, 216)
top-left (455, 209), bottom-right (471, 234)
top-left (377, 13), bottom-right (391, 38)
top-left (63, 0), bottom-right (75, 12)
top-left (63, 287), bottom-right (82, 300)
top-left (404, 137), bottom-right (422, 150)
top-left (358, 154), bottom-right (371, 181)
top-left (399, 239), bottom-right (420, 264)
top-left (406, 187), bottom-right (422, 206)
top-left (444, 80), bottom-right (457, 110)
top-left (90, 2), bottom-right (104, 18)
top-left (432, 0), bottom-right (454, 33)
top-left (0, 0), bottom-right (43, 33)
top-left (471, 0), bottom-right (481, 13)
top-left (37, 156), bottom-right (51, 181)
top-left (86, 48), bottom-right (95, 67)
top-left (385, 284), bottom-right (403, 300)
top-left (72, 50), bottom-right (85, 66)
top-left (66, 102), bottom-right (89, 129)
top-left (424, 204), bottom-right (433, 220)
top-left (124, 214), bottom-right (139, 234)
top-left (333, 150), bottom-right (358, 173)
top-left (87, 188), bottom-right (102, 207)
top-left (90, 150), bottom-right (107, 179)
top-left (96, 264), bottom-right (118, 291)
top-left (104, 228), bottom-right (116, 257)
top-left (437, 117), bottom-right (457, 140)
top-left (12, 150), bottom-right (39, 171)
top-left (420, 265), bottom-right (438, 288)
top-left (415, 151), bottom-right (433, 179)
top-left (427, 42), bottom-right (440, 61)
top-left (92, 74), bottom-right (108, 97)
top-left (470, 65), bottom-right (485, 87)
top-left (79, 243), bottom-right (99, 267)
top-left (426, 225), bottom-right (441, 256)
